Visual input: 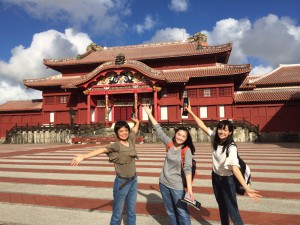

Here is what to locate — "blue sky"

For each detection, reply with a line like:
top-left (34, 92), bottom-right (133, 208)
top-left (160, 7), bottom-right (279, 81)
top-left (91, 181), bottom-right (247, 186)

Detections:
top-left (0, 0), bottom-right (300, 104)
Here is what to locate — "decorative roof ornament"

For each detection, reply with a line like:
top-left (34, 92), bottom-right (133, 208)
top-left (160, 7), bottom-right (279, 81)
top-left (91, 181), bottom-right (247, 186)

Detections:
top-left (187, 32), bottom-right (208, 50)
top-left (152, 85), bottom-right (162, 92)
top-left (83, 89), bottom-right (90, 95)
top-left (86, 43), bottom-right (103, 52)
top-left (115, 53), bottom-right (125, 65)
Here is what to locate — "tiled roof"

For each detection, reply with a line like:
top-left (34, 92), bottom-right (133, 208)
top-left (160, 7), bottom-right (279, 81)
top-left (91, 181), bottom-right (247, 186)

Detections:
top-left (162, 63), bottom-right (251, 82)
top-left (239, 75), bottom-right (260, 90)
top-left (43, 42), bottom-right (232, 67)
top-left (0, 100), bottom-right (43, 112)
top-left (24, 61), bottom-right (251, 88)
top-left (251, 64), bottom-right (300, 87)
top-left (234, 88), bottom-right (300, 103)
top-left (24, 74), bottom-right (82, 89)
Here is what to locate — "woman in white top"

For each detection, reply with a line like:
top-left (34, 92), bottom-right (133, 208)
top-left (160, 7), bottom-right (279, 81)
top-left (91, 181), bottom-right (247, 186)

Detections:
top-left (186, 105), bottom-right (261, 225)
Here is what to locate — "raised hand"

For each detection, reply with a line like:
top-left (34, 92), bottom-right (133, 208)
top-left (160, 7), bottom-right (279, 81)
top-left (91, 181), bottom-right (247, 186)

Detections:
top-left (185, 101), bottom-right (192, 113)
top-left (131, 117), bottom-right (139, 123)
top-left (142, 104), bottom-right (152, 115)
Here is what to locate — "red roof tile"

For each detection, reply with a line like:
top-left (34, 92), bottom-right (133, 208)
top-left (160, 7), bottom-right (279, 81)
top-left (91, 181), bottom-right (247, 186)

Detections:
top-left (238, 75), bottom-right (260, 90)
top-left (24, 74), bottom-right (82, 89)
top-left (163, 63), bottom-right (251, 82)
top-left (24, 61), bottom-right (251, 89)
top-left (251, 64), bottom-right (300, 87)
top-left (234, 88), bottom-right (300, 103)
top-left (0, 100), bottom-right (43, 112)
top-left (43, 42), bottom-right (232, 67)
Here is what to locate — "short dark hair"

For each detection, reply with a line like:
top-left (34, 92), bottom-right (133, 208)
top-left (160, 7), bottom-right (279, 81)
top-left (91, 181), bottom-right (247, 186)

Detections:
top-left (114, 121), bottom-right (130, 139)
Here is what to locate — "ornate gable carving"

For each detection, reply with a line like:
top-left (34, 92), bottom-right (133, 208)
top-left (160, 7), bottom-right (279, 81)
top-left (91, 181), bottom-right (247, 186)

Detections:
top-left (97, 71), bottom-right (147, 85)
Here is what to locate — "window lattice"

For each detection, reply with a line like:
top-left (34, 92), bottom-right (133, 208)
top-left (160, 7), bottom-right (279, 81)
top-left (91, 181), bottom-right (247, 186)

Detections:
top-left (44, 96), bottom-right (54, 105)
top-left (219, 87), bottom-right (232, 96)
top-left (187, 89), bottom-right (197, 98)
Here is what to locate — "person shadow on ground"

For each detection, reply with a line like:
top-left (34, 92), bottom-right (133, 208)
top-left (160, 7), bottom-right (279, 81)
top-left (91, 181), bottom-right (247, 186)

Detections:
top-left (189, 206), bottom-right (213, 225)
top-left (89, 200), bottom-right (129, 225)
top-left (137, 185), bottom-right (167, 225)
top-left (88, 200), bottom-right (113, 212)
top-left (138, 185), bottom-right (213, 225)
top-left (88, 187), bottom-right (213, 225)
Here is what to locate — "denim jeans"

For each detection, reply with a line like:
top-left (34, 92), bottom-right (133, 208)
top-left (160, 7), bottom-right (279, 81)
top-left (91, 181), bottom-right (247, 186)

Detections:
top-left (159, 182), bottom-right (191, 225)
top-left (110, 175), bottom-right (137, 225)
top-left (212, 171), bottom-right (243, 225)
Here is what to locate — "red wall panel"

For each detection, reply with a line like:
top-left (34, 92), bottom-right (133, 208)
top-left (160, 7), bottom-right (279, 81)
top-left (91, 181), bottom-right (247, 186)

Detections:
top-left (168, 106), bottom-right (178, 121)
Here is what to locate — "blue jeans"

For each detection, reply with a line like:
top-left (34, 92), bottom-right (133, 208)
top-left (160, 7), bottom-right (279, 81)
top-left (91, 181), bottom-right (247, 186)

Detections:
top-left (159, 182), bottom-right (191, 225)
top-left (212, 171), bottom-right (243, 225)
top-left (110, 175), bottom-right (137, 225)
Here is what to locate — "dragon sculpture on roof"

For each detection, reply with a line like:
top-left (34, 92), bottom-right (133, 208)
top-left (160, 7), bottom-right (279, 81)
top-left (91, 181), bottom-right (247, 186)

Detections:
top-left (187, 32), bottom-right (208, 48)
top-left (86, 43), bottom-right (103, 51)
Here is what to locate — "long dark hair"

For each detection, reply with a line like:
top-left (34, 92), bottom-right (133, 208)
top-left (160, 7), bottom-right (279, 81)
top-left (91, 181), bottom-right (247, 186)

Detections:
top-left (114, 121), bottom-right (130, 139)
top-left (213, 120), bottom-right (235, 153)
top-left (172, 127), bottom-right (196, 155)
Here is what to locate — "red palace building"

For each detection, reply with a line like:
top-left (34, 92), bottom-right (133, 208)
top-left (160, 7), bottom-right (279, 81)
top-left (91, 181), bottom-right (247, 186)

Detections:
top-left (0, 33), bottom-right (300, 142)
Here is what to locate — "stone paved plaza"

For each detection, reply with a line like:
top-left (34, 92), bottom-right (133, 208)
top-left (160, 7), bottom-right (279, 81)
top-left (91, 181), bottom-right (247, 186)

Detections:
top-left (0, 142), bottom-right (299, 225)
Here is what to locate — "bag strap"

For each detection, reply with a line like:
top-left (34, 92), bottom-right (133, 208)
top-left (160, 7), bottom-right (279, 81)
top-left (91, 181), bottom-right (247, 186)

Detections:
top-left (226, 142), bottom-right (237, 158)
top-left (166, 142), bottom-right (173, 152)
top-left (180, 146), bottom-right (189, 168)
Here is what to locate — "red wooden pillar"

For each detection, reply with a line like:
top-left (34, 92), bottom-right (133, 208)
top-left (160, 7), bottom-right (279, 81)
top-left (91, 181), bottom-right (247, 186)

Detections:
top-left (154, 90), bottom-right (158, 120)
top-left (95, 102), bottom-right (98, 123)
top-left (138, 104), bottom-right (142, 120)
top-left (105, 93), bottom-right (109, 126)
top-left (87, 94), bottom-right (91, 124)
top-left (111, 104), bottom-right (114, 123)
top-left (157, 105), bottom-right (161, 120)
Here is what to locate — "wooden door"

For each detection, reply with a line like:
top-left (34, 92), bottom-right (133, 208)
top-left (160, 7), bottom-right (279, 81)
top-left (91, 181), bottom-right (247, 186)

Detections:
top-left (114, 106), bottom-right (133, 121)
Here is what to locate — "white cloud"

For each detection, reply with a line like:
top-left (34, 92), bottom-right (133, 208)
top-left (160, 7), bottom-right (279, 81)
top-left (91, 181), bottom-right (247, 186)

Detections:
top-left (0, 28), bottom-right (92, 104)
top-left (146, 27), bottom-right (190, 43)
top-left (1, 0), bottom-right (131, 35)
top-left (168, 0), bottom-right (189, 12)
top-left (201, 14), bottom-right (300, 70)
top-left (134, 15), bottom-right (157, 34)
top-left (0, 81), bottom-right (42, 104)
top-left (241, 14), bottom-right (300, 67)
top-left (250, 65), bottom-right (273, 75)
top-left (203, 18), bottom-right (251, 64)
top-left (146, 14), bottom-right (300, 75)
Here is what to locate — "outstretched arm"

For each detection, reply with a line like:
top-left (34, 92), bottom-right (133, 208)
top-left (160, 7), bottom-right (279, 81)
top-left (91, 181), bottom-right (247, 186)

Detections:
top-left (143, 104), bottom-right (172, 145)
top-left (142, 104), bottom-right (158, 126)
top-left (232, 166), bottom-right (262, 202)
top-left (70, 147), bottom-right (109, 166)
top-left (185, 104), bottom-right (210, 135)
top-left (131, 116), bottom-right (140, 134)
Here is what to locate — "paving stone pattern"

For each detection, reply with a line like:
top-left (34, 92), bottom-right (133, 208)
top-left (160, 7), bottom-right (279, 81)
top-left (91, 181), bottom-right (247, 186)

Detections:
top-left (0, 142), bottom-right (299, 225)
